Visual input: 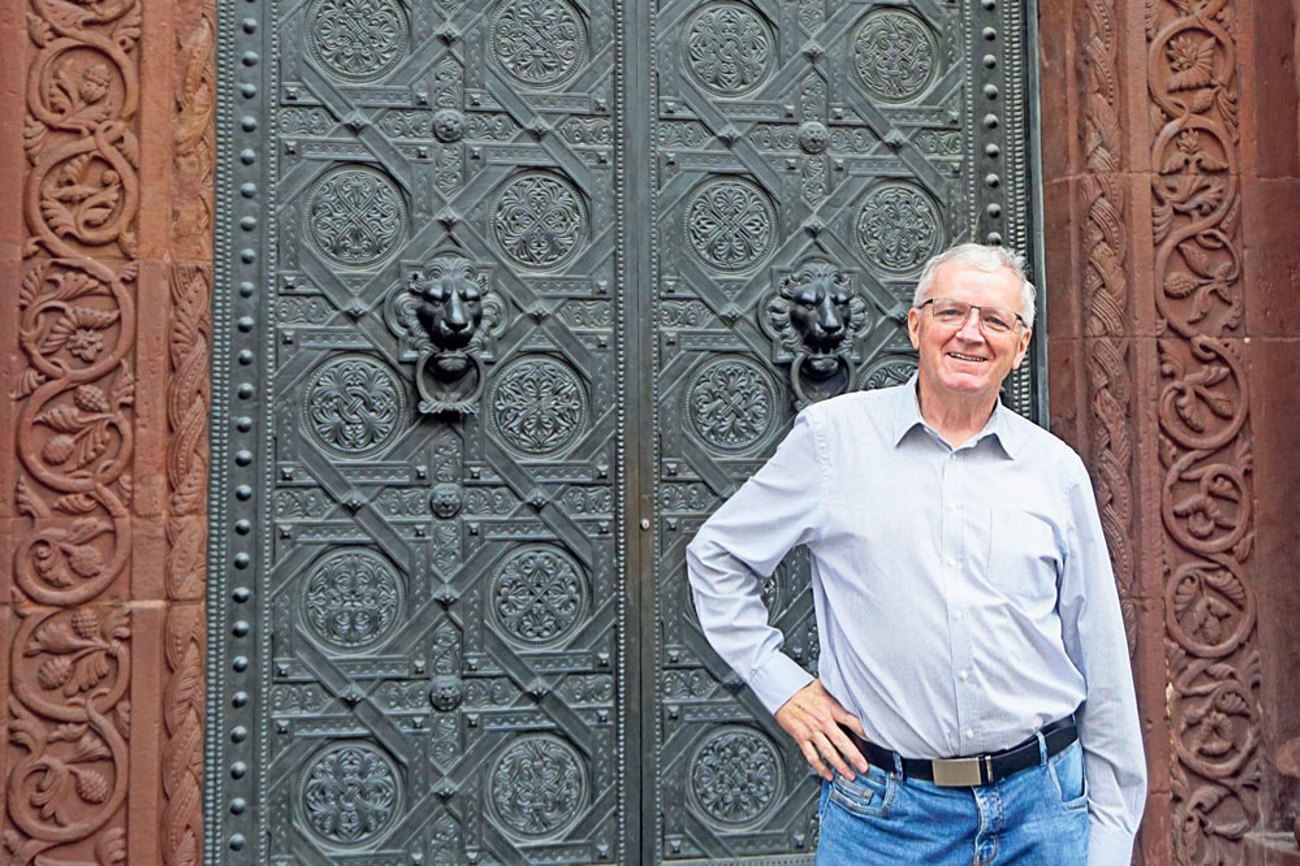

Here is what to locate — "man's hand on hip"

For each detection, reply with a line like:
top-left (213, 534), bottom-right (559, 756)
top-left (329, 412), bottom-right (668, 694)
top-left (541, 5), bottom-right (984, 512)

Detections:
top-left (774, 678), bottom-right (870, 782)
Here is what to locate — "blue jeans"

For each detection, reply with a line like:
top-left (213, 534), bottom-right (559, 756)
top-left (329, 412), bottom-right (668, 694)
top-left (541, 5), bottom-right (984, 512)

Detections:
top-left (816, 739), bottom-right (1089, 865)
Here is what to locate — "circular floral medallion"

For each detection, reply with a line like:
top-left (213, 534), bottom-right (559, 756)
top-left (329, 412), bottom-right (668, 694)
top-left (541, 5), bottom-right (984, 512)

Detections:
top-left (300, 742), bottom-right (402, 846)
top-left (492, 172), bottom-right (589, 270)
top-left (856, 182), bottom-right (943, 275)
top-left (689, 726), bottom-right (782, 826)
top-left (307, 0), bottom-right (408, 82)
top-left (490, 356), bottom-right (587, 456)
top-left (686, 356), bottom-right (777, 453)
top-left (301, 549), bottom-right (403, 651)
top-left (859, 357), bottom-right (918, 392)
top-left (491, 0), bottom-right (587, 89)
top-left (306, 166), bottom-right (407, 268)
top-left (684, 2), bottom-right (775, 97)
top-left (305, 355), bottom-right (406, 458)
top-left (684, 176), bottom-right (776, 273)
top-left (489, 734), bottom-right (586, 838)
top-left (852, 9), bottom-right (939, 103)
top-left (491, 545), bottom-right (587, 645)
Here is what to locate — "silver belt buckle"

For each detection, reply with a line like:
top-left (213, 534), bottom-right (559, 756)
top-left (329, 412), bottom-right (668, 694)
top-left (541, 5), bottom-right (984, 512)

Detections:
top-left (931, 756), bottom-right (986, 787)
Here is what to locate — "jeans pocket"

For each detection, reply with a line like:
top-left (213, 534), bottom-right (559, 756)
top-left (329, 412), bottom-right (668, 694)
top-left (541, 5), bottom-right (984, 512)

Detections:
top-left (1047, 741), bottom-right (1088, 811)
top-left (828, 767), bottom-right (894, 819)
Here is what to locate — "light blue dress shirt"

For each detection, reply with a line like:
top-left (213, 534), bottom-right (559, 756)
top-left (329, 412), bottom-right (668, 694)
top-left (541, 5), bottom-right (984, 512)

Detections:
top-left (686, 380), bottom-right (1146, 865)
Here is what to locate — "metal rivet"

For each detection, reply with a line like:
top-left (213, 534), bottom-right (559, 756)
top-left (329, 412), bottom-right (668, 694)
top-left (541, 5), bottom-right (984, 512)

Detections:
top-left (983, 54), bottom-right (997, 69)
top-left (235, 484), bottom-right (253, 500)
top-left (230, 798), bottom-right (247, 815)
top-left (986, 232), bottom-right (1004, 245)
top-left (238, 281), bottom-right (254, 297)
top-left (235, 450), bottom-right (252, 466)
top-left (233, 553), bottom-right (250, 569)
top-left (232, 691), bottom-right (248, 707)
top-left (241, 51), bottom-right (259, 66)
top-left (987, 203), bottom-right (1002, 218)
top-left (240, 83), bottom-right (256, 98)
top-left (239, 150), bottom-right (256, 166)
top-left (982, 27), bottom-right (997, 40)
top-left (240, 182), bottom-right (256, 197)
top-left (235, 520), bottom-right (251, 535)
top-left (233, 587), bottom-right (251, 603)
top-left (240, 116), bottom-right (257, 132)
top-left (230, 761), bottom-right (247, 779)
top-left (231, 726), bottom-right (248, 743)
top-left (232, 621), bottom-right (250, 637)
top-left (229, 834), bottom-right (245, 851)
top-left (240, 215), bottom-right (257, 230)
top-left (983, 114), bottom-right (999, 129)
top-left (985, 143), bottom-right (1000, 158)
top-left (241, 18), bottom-right (257, 32)
top-left (235, 416), bottom-right (252, 432)
top-left (984, 84), bottom-right (999, 99)
top-left (238, 349), bottom-right (254, 365)
top-left (237, 316), bottom-right (254, 331)
top-left (237, 383), bottom-right (254, 399)
top-left (232, 655), bottom-right (249, 671)
top-left (985, 173), bottom-right (1000, 188)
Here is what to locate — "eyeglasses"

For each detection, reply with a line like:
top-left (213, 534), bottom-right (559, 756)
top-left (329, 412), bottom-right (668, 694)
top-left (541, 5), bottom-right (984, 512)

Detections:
top-left (916, 298), bottom-right (1026, 334)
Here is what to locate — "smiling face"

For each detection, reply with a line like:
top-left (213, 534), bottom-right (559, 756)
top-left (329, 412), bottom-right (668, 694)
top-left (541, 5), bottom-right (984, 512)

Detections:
top-left (907, 259), bottom-right (1032, 409)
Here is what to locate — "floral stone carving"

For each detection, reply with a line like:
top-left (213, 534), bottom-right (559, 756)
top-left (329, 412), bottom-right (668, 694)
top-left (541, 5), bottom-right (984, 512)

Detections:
top-left (856, 181), bottom-right (944, 276)
top-left (685, 176), bottom-right (776, 273)
top-left (492, 172), bottom-right (589, 270)
top-left (686, 356), bottom-right (778, 452)
top-left (491, 0), bottom-right (587, 89)
top-left (306, 165), bottom-right (407, 268)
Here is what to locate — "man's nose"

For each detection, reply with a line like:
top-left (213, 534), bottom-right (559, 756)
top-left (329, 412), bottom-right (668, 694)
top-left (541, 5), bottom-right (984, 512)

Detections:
top-left (954, 308), bottom-right (984, 339)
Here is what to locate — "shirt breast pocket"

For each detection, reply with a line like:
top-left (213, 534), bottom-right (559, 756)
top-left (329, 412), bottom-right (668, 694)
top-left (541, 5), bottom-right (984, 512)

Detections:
top-left (986, 507), bottom-right (1062, 603)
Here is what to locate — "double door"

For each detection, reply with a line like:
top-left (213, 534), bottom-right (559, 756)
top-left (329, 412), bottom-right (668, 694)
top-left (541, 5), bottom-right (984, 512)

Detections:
top-left (209, 1), bottom-right (1042, 862)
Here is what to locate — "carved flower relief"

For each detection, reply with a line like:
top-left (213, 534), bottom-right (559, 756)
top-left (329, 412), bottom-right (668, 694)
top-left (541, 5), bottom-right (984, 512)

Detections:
top-left (852, 9), bottom-right (939, 103)
top-left (26, 606), bottom-right (130, 699)
top-left (301, 743), bottom-right (402, 845)
top-left (683, 2), bottom-right (776, 97)
top-left (491, 0), bottom-right (587, 89)
top-left (488, 735), bottom-right (586, 837)
top-left (689, 727), bottom-right (782, 826)
top-left (307, 0), bottom-right (408, 82)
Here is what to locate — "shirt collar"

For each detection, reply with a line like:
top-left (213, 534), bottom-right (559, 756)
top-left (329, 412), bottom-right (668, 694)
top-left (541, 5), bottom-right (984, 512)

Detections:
top-left (891, 374), bottom-right (1019, 459)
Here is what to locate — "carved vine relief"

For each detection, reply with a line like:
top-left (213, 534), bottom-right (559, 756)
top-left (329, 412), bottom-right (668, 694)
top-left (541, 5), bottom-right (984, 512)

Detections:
top-left (11, 0), bottom-right (142, 862)
top-left (1147, 1), bottom-right (1260, 863)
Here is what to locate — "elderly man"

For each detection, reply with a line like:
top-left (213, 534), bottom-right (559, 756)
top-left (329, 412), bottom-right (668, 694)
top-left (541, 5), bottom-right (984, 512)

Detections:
top-left (686, 243), bottom-right (1145, 864)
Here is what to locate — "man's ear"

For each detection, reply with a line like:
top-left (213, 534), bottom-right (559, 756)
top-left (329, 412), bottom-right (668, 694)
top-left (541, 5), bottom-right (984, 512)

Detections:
top-left (1011, 328), bottom-right (1032, 368)
top-left (907, 307), bottom-right (921, 350)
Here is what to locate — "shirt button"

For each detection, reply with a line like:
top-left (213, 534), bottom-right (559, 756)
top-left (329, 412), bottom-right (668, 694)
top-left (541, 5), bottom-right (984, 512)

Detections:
top-left (959, 670), bottom-right (969, 682)
top-left (964, 729), bottom-right (974, 740)
top-left (947, 555), bottom-right (959, 567)
top-left (949, 453), bottom-right (958, 461)
top-left (954, 611), bottom-right (964, 621)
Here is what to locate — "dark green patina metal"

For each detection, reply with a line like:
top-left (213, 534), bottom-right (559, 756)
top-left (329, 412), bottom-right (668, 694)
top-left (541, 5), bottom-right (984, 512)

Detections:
top-left (210, 1), bottom-right (1044, 862)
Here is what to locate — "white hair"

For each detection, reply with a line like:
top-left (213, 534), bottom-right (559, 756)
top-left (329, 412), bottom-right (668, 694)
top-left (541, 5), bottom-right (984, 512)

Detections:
top-left (911, 243), bottom-right (1036, 329)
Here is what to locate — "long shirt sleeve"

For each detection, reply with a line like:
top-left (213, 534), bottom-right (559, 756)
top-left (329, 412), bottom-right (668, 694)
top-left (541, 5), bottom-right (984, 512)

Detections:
top-left (1058, 459), bottom-right (1148, 865)
top-left (685, 413), bottom-right (822, 714)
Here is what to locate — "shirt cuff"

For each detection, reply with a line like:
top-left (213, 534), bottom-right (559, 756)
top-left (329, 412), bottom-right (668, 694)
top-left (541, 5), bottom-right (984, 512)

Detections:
top-left (1086, 820), bottom-right (1135, 866)
top-left (747, 652), bottom-right (815, 716)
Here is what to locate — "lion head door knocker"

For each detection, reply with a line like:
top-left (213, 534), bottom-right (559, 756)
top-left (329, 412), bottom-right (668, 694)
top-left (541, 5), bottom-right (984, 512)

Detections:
top-left (399, 254), bottom-right (505, 415)
top-left (764, 259), bottom-right (869, 406)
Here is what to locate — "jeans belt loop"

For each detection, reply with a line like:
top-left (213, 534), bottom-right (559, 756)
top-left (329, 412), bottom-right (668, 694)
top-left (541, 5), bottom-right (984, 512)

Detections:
top-left (1035, 730), bottom-right (1048, 765)
top-left (892, 751), bottom-right (904, 779)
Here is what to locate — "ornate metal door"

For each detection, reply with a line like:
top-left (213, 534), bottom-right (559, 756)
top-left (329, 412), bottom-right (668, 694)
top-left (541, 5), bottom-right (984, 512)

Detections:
top-left (209, 1), bottom-right (1043, 864)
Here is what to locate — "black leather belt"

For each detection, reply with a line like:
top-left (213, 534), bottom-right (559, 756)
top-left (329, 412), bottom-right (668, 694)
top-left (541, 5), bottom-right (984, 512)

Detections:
top-left (839, 716), bottom-right (1078, 787)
